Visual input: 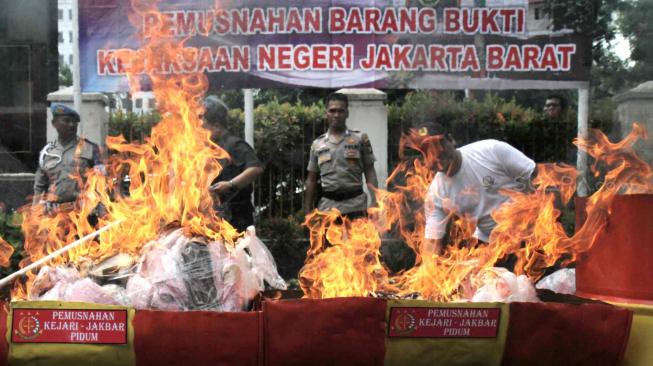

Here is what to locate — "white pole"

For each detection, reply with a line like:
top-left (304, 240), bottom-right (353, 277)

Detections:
top-left (72, 0), bottom-right (83, 135)
top-left (577, 86), bottom-right (590, 196)
top-left (0, 220), bottom-right (124, 290)
top-left (244, 89), bottom-right (254, 147)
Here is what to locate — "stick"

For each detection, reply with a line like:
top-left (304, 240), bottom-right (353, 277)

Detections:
top-left (0, 219), bottom-right (124, 290)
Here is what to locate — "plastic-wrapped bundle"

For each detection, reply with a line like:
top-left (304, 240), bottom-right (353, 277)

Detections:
top-left (536, 268), bottom-right (576, 295)
top-left (32, 226), bottom-right (286, 312)
top-left (471, 267), bottom-right (540, 303)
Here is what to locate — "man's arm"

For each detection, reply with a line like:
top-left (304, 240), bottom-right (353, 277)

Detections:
top-left (304, 171), bottom-right (318, 214)
top-left (364, 164), bottom-right (378, 206)
top-left (210, 166), bottom-right (264, 195)
top-left (32, 167), bottom-right (48, 205)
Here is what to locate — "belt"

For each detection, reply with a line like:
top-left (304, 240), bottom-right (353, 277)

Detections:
top-left (321, 187), bottom-right (364, 201)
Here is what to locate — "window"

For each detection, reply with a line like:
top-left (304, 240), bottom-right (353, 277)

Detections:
top-left (58, 9), bottom-right (63, 20)
top-left (534, 7), bottom-right (541, 20)
top-left (149, 98), bottom-right (156, 109)
top-left (58, 32), bottom-right (63, 43)
top-left (69, 31), bottom-right (73, 43)
top-left (68, 55), bottom-right (73, 65)
top-left (59, 55), bottom-right (64, 65)
top-left (135, 99), bottom-right (142, 109)
top-left (69, 9), bottom-right (73, 20)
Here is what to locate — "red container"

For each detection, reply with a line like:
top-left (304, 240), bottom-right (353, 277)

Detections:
top-left (576, 194), bottom-right (653, 303)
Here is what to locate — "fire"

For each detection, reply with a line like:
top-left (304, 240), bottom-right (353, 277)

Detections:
top-left (0, 237), bottom-right (13, 268)
top-left (11, 0), bottom-right (235, 299)
top-left (300, 123), bottom-right (653, 301)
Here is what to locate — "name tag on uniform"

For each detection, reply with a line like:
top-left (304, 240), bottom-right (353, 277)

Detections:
top-left (317, 149), bottom-right (331, 164)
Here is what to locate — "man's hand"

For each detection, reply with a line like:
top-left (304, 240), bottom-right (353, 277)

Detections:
top-left (210, 181), bottom-right (232, 196)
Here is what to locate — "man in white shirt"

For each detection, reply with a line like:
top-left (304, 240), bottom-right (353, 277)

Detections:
top-left (423, 127), bottom-right (536, 255)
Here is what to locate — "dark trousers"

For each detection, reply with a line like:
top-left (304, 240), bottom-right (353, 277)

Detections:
top-left (227, 201), bottom-right (255, 232)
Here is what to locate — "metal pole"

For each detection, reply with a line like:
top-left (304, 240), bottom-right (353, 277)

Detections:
top-left (72, 0), bottom-right (83, 135)
top-left (0, 219), bottom-right (124, 290)
top-left (244, 89), bottom-right (255, 208)
top-left (577, 86), bottom-right (590, 196)
top-left (244, 89), bottom-right (254, 147)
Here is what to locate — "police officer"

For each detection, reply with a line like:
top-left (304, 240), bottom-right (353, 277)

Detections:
top-left (202, 95), bottom-right (263, 232)
top-left (33, 104), bottom-right (103, 213)
top-left (304, 93), bottom-right (378, 219)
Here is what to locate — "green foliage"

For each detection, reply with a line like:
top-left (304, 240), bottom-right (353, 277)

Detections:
top-left (59, 63), bottom-right (73, 87)
top-left (619, 0), bottom-right (653, 83)
top-left (257, 216), bottom-right (308, 280)
top-left (388, 90), bottom-right (613, 165)
top-left (543, 0), bottom-right (621, 61)
top-left (108, 111), bottom-right (161, 142)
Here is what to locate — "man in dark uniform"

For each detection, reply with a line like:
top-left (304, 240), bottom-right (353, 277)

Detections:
top-left (202, 95), bottom-right (263, 231)
top-left (304, 93), bottom-right (378, 219)
top-left (33, 104), bottom-right (103, 213)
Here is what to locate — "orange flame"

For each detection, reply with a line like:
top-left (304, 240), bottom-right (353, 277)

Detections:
top-left (300, 123), bottom-right (652, 301)
top-left (12, 0), bottom-right (235, 299)
top-left (0, 236), bottom-right (13, 268)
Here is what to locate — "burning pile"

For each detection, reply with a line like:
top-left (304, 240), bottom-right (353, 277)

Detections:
top-left (300, 124), bottom-right (653, 302)
top-left (29, 227), bottom-right (285, 311)
top-left (0, 0), bottom-right (286, 309)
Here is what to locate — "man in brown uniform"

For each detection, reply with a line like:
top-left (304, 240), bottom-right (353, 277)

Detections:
top-left (33, 104), bottom-right (103, 213)
top-left (304, 93), bottom-right (378, 219)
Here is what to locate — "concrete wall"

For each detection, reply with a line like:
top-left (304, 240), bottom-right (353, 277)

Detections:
top-left (336, 88), bottom-right (388, 190)
top-left (46, 87), bottom-right (109, 150)
top-left (615, 81), bottom-right (653, 166)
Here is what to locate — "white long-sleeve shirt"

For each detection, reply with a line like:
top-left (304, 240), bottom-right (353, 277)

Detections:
top-left (424, 140), bottom-right (536, 243)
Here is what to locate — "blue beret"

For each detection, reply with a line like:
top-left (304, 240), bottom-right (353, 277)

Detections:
top-left (51, 104), bottom-right (80, 121)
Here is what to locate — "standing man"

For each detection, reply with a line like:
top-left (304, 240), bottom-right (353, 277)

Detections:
top-left (33, 104), bottom-right (103, 213)
top-left (422, 124), bottom-right (536, 255)
top-left (202, 95), bottom-right (263, 231)
top-left (543, 94), bottom-right (566, 120)
top-left (304, 93), bottom-right (378, 219)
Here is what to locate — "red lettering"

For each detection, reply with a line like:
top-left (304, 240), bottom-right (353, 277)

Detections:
top-left (504, 45), bottom-right (522, 70)
top-left (429, 46), bottom-right (447, 70)
top-left (499, 9), bottom-right (516, 33)
top-left (481, 9), bottom-right (499, 33)
top-left (329, 8), bottom-right (346, 32)
top-left (249, 8), bottom-right (266, 33)
top-left (462, 9), bottom-right (479, 34)
top-left (97, 50), bottom-right (116, 75)
top-left (486, 45), bottom-right (504, 70)
top-left (160, 12), bottom-right (176, 37)
top-left (557, 45), bottom-right (576, 70)
top-left (176, 11), bottom-right (195, 36)
top-left (412, 45), bottom-right (428, 69)
top-left (522, 46), bottom-right (540, 70)
top-left (142, 14), bottom-right (158, 38)
top-left (446, 46), bottom-right (463, 70)
top-left (539, 45), bottom-right (559, 70)
top-left (444, 8), bottom-right (460, 33)
top-left (460, 46), bottom-right (480, 71)
top-left (197, 46), bottom-right (213, 72)
top-left (418, 8), bottom-right (437, 33)
top-left (267, 8), bottom-right (284, 32)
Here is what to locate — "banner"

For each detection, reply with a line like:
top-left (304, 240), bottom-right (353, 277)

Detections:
top-left (79, 0), bottom-right (592, 92)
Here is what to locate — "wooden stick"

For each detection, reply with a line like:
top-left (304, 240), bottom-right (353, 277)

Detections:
top-left (0, 219), bottom-right (124, 290)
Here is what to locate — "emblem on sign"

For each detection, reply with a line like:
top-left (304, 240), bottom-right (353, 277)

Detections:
top-left (15, 312), bottom-right (42, 340)
top-left (391, 310), bottom-right (417, 335)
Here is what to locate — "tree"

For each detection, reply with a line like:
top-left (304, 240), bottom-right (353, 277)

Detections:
top-left (619, 0), bottom-right (653, 83)
top-left (59, 63), bottom-right (72, 87)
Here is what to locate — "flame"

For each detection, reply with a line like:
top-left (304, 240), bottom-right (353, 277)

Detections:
top-left (11, 0), bottom-right (235, 299)
top-left (0, 236), bottom-right (13, 268)
top-left (300, 123), bottom-right (653, 301)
